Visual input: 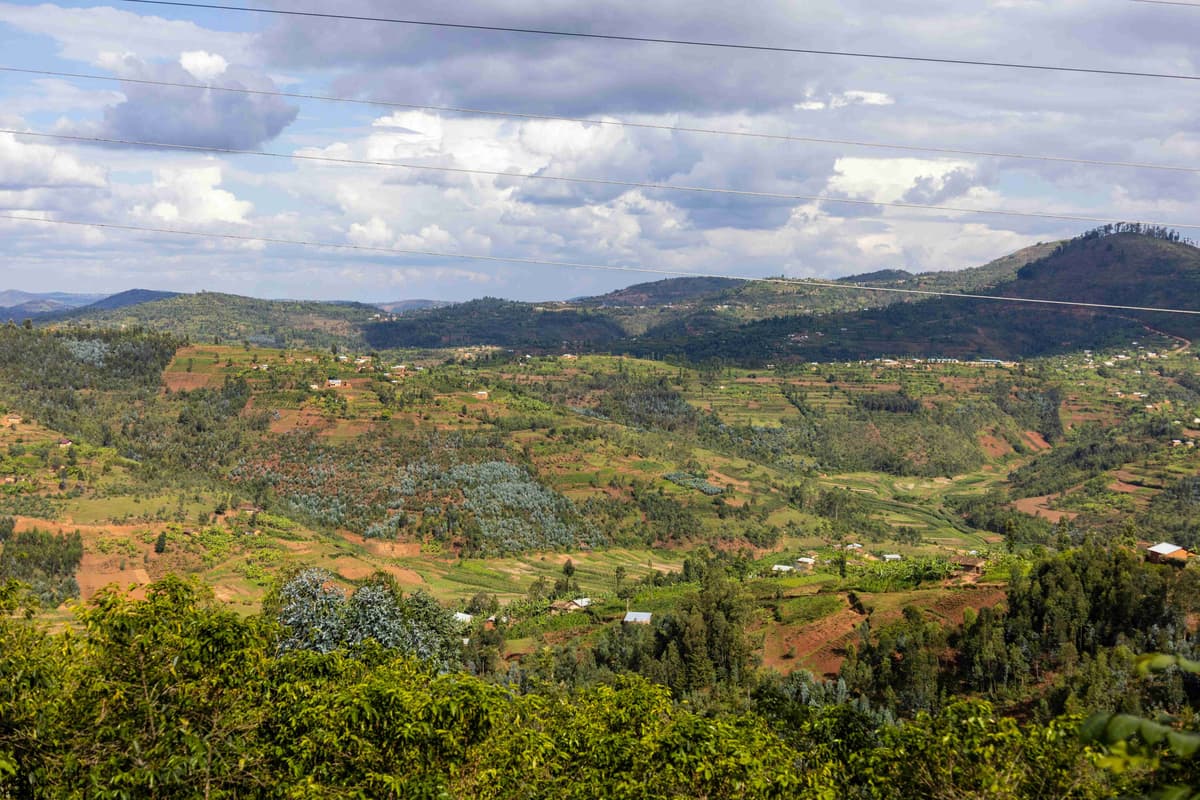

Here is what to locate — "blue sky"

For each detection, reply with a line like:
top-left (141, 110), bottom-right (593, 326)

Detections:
top-left (0, 0), bottom-right (1198, 302)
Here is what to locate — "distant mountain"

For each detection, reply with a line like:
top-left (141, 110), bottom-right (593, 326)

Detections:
top-left (362, 298), bottom-right (626, 350)
top-left (836, 269), bottom-right (914, 284)
top-left (578, 276), bottom-right (743, 307)
top-left (38, 228), bottom-right (1194, 362)
top-left (633, 227), bottom-right (1200, 364)
top-left (355, 242), bottom-right (1063, 352)
top-left (48, 291), bottom-right (381, 350)
top-left (80, 289), bottom-right (180, 312)
top-left (374, 299), bottom-right (454, 314)
top-left (0, 290), bottom-right (106, 308)
top-left (0, 290), bottom-right (109, 320)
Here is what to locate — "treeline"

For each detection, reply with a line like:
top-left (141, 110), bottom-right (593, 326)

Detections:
top-left (842, 545), bottom-right (1200, 719)
top-left (0, 325), bottom-right (180, 443)
top-left (0, 527), bottom-right (82, 606)
top-left (1008, 422), bottom-right (1159, 498)
top-left (0, 575), bottom-right (1149, 798)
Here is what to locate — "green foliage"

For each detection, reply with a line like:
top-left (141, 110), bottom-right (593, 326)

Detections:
top-left (0, 528), bottom-right (82, 606)
top-left (276, 568), bottom-right (464, 670)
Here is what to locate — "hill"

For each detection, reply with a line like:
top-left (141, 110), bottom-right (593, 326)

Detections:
top-left (374, 299), bottom-right (454, 314)
top-left (631, 228), bottom-right (1200, 363)
top-left (50, 291), bottom-right (381, 350)
top-left (836, 268), bottom-right (914, 283)
top-left (0, 290), bottom-right (108, 320)
top-left (76, 288), bottom-right (180, 312)
top-left (362, 297), bottom-right (627, 349)
top-left (578, 276), bottom-right (744, 307)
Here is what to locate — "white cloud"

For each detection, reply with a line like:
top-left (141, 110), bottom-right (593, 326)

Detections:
top-left (828, 157), bottom-right (977, 204)
top-left (133, 165), bottom-right (252, 225)
top-left (0, 3), bottom-right (255, 66)
top-left (180, 50), bottom-right (229, 82)
top-left (0, 133), bottom-right (106, 189)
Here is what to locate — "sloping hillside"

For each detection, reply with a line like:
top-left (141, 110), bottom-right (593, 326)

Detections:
top-left (51, 292), bottom-right (380, 350)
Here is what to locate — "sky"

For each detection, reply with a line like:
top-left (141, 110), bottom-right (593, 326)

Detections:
top-left (0, 0), bottom-right (1198, 302)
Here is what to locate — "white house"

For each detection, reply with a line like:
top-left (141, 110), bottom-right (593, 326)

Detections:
top-left (623, 611), bottom-right (652, 624)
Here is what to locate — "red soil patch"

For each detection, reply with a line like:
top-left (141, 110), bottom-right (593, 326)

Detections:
top-left (927, 585), bottom-right (1007, 625)
top-left (269, 409), bottom-right (330, 434)
top-left (162, 371), bottom-right (219, 392)
top-left (76, 552), bottom-right (151, 601)
top-left (978, 433), bottom-right (1013, 459)
top-left (1011, 495), bottom-right (1077, 522)
top-left (1022, 431), bottom-right (1051, 451)
top-left (1108, 480), bottom-right (1143, 494)
top-left (762, 595), bottom-right (864, 677)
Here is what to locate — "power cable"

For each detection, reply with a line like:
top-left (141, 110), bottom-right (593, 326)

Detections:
top-left (119, 0), bottom-right (1200, 83)
top-left (1129, 0), bottom-right (1200, 7)
top-left (5, 212), bottom-right (1200, 316)
top-left (8, 127), bottom-right (1200, 231)
top-left (3, 66), bottom-right (1197, 177)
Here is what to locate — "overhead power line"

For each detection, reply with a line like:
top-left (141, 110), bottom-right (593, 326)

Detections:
top-left (3, 67), bottom-right (1198, 177)
top-left (8, 128), bottom-right (1200, 232)
top-left (5, 212), bottom-right (1200, 317)
top-left (1130, 0), bottom-right (1200, 7)
top-left (120, 0), bottom-right (1200, 83)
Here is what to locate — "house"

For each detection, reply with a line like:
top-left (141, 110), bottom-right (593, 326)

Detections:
top-left (473, 390), bottom-right (489, 400)
top-left (796, 556), bottom-right (816, 568)
top-left (1147, 542), bottom-right (1190, 564)
top-left (623, 611), bottom-right (652, 625)
top-left (4, 414), bottom-right (21, 425)
top-left (326, 378), bottom-right (344, 388)
top-left (549, 598), bottom-right (592, 614)
top-left (845, 543), bottom-right (863, 551)
top-left (771, 564), bottom-right (795, 573)
top-left (57, 438), bottom-right (72, 449)
top-left (453, 611), bottom-right (474, 625)
top-left (882, 554), bottom-right (903, 562)
top-left (952, 555), bottom-right (986, 575)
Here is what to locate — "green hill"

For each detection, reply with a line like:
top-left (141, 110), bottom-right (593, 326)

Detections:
top-left (635, 227), bottom-right (1200, 363)
top-left (50, 291), bottom-right (380, 350)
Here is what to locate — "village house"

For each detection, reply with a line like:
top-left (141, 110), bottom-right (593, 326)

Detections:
top-left (549, 598), bottom-right (592, 614)
top-left (771, 564), bottom-right (795, 574)
top-left (796, 556), bottom-right (816, 569)
top-left (952, 555), bottom-right (986, 575)
top-left (882, 554), bottom-right (903, 562)
top-left (326, 378), bottom-right (344, 388)
top-left (4, 413), bottom-right (21, 425)
top-left (1147, 542), bottom-right (1190, 565)
top-left (623, 611), bottom-right (652, 625)
top-left (473, 390), bottom-right (489, 400)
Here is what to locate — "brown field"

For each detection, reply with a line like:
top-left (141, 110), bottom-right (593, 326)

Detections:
top-left (979, 433), bottom-right (1013, 458)
top-left (1023, 431), bottom-right (1051, 451)
top-left (1012, 494), bottom-right (1077, 522)
top-left (162, 371), bottom-right (220, 392)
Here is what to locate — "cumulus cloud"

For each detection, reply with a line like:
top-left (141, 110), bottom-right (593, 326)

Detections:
top-left (0, 133), bottom-right (106, 189)
top-left (83, 55), bottom-right (298, 150)
top-left (0, 3), bottom-right (255, 65)
top-left (132, 165), bottom-right (252, 225)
